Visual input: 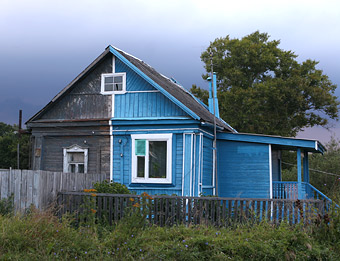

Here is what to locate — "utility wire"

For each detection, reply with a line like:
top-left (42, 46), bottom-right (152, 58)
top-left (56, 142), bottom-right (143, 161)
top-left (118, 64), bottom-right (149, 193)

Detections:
top-left (282, 161), bottom-right (340, 178)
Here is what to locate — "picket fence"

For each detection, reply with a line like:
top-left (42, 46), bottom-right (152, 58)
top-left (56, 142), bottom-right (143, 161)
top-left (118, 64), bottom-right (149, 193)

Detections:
top-left (0, 169), bottom-right (106, 212)
top-left (57, 192), bottom-right (327, 226)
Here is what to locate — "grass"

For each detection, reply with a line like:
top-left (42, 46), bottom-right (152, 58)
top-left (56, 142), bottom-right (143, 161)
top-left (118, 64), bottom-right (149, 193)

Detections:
top-left (1, 207), bottom-right (340, 260)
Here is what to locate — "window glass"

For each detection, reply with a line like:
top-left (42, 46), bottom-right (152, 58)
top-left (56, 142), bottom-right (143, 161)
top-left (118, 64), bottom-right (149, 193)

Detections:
top-left (69, 164), bottom-right (76, 173)
top-left (105, 76), bottom-right (113, 83)
top-left (114, 83), bottom-right (122, 91)
top-left (102, 73), bottom-right (125, 93)
top-left (105, 84), bottom-right (113, 92)
top-left (114, 76), bottom-right (123, 83)
top-left (131, 134), bottom-right (172, 184)
top-left (68, 152), bottom-right (84, 163)
top-left (137, 156), bottom-right (145, 177)
top-left (78, 164), bottom-right (84, 173)
top-left (135, 139), bottom-right (146, 156)
top-left (149, 141), bottom-right (166, 179)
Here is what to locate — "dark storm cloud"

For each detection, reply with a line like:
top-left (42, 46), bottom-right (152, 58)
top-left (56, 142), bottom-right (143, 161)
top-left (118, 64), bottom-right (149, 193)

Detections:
top-left (0, 0), bottom-right (339, 140)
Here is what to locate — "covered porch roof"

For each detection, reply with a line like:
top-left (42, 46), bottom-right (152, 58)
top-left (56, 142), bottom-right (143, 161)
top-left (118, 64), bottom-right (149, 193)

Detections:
top-left (217, 132), bottom-right (326, 154)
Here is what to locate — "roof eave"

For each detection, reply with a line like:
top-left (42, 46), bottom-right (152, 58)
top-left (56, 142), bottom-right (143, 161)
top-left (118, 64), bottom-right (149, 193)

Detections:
top-left (26, 48), bottom-right (111, 124)
top-left (108, 45), bottom-right (200, 121)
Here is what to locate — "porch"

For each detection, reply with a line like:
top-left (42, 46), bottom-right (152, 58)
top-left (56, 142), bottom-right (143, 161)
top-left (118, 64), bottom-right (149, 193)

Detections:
top-left (217, 132), bottom-right (329, 201)
top-left (272, 181), bottom-right (331, 201)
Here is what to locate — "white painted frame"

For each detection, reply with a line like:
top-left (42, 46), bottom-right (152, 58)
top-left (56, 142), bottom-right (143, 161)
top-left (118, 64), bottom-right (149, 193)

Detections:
top-left (63, 144), bottom-right (88, 173)
top-left (269, 144), bottom-right (273, 199)
top-left (101, 72), bottom-right (127, 95)
top-left (131, 133), bottom-right (172, 184)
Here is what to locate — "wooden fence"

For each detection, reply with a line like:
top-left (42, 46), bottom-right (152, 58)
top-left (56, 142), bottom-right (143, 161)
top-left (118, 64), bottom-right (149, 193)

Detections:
top-left (0, 169), bottom-right (106, 212)
top-left (57, 192), bottom-right (327, 226)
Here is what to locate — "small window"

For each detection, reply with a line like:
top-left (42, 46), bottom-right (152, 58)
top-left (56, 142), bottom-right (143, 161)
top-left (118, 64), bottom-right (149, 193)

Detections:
top-left (63, 145), bottom-right (88, 173)
top-left (101, 73), bottom-right (126, 94)
top-left (131, 134), bottom-right (172, 184)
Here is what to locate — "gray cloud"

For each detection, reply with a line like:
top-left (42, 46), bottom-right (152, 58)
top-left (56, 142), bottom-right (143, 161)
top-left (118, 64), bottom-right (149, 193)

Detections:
top-left (0, 0), bottom-right (339, 141)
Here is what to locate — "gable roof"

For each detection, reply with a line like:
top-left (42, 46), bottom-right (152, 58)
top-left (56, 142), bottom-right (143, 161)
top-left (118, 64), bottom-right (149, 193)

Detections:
top-left (110, 46), bottom-right (234, 132)
top-left (27, 45), bottom-right (236, 132)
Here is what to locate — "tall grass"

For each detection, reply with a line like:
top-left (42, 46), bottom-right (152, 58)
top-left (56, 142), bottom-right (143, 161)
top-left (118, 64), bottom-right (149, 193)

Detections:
top-left (1, 207), bottom-right (340, 260)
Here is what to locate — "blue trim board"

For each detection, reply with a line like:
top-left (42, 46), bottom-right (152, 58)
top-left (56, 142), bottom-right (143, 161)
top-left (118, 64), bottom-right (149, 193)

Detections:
top-left (111, 119), bottom-right (200, 126)
top-left (217, 133), bottom-right (325, 153)
top-left (109, 46), bottom-right (200, 120)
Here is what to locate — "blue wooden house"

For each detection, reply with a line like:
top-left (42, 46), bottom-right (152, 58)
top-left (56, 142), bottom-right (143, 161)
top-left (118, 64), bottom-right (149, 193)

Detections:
top-left (27, 45), bottom-right (329, 201)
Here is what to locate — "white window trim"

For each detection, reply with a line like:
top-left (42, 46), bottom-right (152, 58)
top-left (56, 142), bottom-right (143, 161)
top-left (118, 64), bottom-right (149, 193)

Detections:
top-left (101, 72), bottom-right (126, 95)
top-left (63, 144), bottom-right (88, 173)
top-left (131, 133), bottom-right (172, 184)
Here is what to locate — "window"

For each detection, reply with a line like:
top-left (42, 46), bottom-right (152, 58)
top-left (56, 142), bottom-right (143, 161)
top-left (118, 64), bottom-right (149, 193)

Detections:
top-left (101, 73), bottom-right (126, 94)
top-left (131, 134), bottom-right (172, 184)
top-left (63, 145), bottom-right (88, 173)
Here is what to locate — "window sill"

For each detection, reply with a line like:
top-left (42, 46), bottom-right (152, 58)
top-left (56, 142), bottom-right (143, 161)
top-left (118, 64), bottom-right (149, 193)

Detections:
top-left (100, 91), bottom-right (127, 95)
top-left (128, 183), bottom-right (176, 188)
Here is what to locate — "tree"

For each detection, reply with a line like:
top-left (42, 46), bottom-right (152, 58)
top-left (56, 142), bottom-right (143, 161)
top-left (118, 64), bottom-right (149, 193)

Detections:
top-left (0, 122), bottom-right (30, 169)
top-left (282, 137), bottom-right (340, 199)
top-left (191, 31), bottom-right (339, 136)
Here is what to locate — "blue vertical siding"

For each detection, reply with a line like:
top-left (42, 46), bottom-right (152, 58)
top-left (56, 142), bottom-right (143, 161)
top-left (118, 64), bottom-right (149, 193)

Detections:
top-left (112, 135), bottom-right (131, 184)
top-left (202, 136), bottom-right (214, 196)
top-left (217, 140), bottom-right (270, 198)
top-left (192, 134), bottom-right (202, 197)
top-left (182, 134), bottom-right (192, 196)
top-left (175, 134), bottom-right (183, 186)
top-left (115, 92), bottom-right (188, 118)
top-left (115, 58), bottom-right (154, 91)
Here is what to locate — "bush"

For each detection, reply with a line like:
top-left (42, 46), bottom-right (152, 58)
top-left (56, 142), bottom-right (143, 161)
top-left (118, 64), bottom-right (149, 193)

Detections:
top-left (93, 180), bottom-right (131, 194)
top-left (0, 194), bottom-right (14, 216)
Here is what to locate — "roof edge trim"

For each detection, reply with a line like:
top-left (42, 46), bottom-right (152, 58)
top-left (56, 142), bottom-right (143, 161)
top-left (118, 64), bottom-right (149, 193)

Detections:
top-left (108, 45), bottom-right (200, 120)
top-left (26, 48), bottom-right (111, 124)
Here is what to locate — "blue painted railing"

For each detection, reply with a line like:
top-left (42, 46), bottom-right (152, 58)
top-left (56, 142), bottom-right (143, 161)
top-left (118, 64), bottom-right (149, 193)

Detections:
top-left (305, 183), bottom-right (332, 202)
top-left (273, 181), bottom-right (332, 202)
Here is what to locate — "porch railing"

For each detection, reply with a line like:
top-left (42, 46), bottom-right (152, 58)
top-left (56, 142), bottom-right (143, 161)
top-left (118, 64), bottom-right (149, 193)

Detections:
top-left (273, 181), bottom-right (332, 203)
top-left (305, 183), bottom-right (332, 202)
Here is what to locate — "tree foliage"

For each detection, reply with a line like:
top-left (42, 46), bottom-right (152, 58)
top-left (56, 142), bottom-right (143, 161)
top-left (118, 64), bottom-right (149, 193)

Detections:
top-left (283, 137), bottom-right (340, 199)
top-left (191, 31), bottom-right (339, 136)
top-left (0, 122), bottom-right (30, 169)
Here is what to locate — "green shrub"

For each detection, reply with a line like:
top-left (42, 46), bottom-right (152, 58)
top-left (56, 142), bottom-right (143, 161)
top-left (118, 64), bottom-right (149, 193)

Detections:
top-left (1, 210), bottom-right (340, 260)
top-left (0, 194), bottom-right (14, 216)
top-left (93, 180), bottom-right (131, 194)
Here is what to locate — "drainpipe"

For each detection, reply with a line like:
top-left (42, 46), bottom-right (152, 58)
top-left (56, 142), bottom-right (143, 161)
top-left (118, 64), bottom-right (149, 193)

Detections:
top-left (207, 73), bottom-right (220, 118)
top-left (208, 77), bottom-right (214, 114)
top-left (209, 49), bottom-right (218, 196)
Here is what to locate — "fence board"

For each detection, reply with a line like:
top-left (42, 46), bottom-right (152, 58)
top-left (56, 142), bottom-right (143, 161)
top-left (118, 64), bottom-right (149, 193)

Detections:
top-left (0, 169), bottom-right (106, 212)
top-left (56, 192), bottom-right (327, 228)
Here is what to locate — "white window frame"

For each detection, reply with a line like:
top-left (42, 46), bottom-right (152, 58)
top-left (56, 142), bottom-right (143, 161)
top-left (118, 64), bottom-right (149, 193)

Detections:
top-left (101, 72), bottom-right (126, 94)
top-left (63, 144), bottom-right (88, 173)
top-left (131, 133), bottom-right (172, 184)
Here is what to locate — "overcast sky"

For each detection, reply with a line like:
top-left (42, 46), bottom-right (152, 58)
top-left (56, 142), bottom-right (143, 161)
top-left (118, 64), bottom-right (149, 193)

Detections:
top-left (0, 0), bottom-right (339, 144)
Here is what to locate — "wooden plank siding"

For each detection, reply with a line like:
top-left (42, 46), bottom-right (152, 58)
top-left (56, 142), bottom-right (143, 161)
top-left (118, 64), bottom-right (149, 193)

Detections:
top-left (39, 55), bottom-right (112, 121)
top-left (58, 192), bottom-right (326, 226)
top-left (114, 92), bottom-right (188, 119)
top-left (40, 134), bottom-right (110, 176)
top-left (202, 136), bottom-right (214, 196)
top-left (217, 140), bottom-right (270, 198)
top-left (0, 169), bottom-right (106, 212)
top-left (115, 57), bottom-right (155, 91)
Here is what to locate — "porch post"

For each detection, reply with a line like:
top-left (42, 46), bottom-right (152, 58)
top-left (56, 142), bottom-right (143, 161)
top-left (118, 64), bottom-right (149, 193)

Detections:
top-left (303, 151), bottom-right (309, 183)
top-left (297, 148), bottom-right (302, 199)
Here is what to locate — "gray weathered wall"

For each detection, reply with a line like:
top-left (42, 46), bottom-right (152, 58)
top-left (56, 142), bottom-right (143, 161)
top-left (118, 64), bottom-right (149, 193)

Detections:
top-left (39, 54), bottom-right (112, 120)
